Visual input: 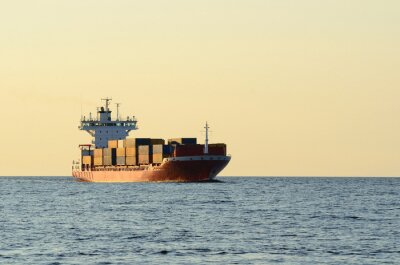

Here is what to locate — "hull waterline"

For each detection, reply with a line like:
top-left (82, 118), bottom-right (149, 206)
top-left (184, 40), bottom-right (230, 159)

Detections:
top-left (72, 155), bottom-right (230, 183)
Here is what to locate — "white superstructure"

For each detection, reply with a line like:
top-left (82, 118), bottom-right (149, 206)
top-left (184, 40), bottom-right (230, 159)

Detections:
top-left (79, 98), bottom-right (138, 148)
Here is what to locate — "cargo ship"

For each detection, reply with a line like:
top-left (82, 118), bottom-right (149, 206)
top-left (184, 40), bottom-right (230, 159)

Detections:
top-left (72, 98), bottom-right (231, 182)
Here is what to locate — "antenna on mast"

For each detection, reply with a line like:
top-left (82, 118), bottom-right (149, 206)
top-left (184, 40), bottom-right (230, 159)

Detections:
top-left (204, 122), bottom-right (209, 154)
top-left (115, 103), bottom-right (121, 121)
top-left (101, 97), bottom-right (112, 112)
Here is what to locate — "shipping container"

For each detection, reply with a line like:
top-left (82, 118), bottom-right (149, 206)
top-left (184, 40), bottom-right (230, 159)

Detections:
top-left (94, 148), bottom-right (103, 157)
top-left (116, 148), bottom-right (125, 157)
top-left (174, 144), bottom-right (204, 157)
top-left (152, 144), bottom-right (163, 154)
top-left (209, 143), bottom-right (227, 148)
top-left (125, 147), bottom-right (136, 157)
top-left (94, 157), bottom-right (103, 166)
top-left (124, 138), bottom-right (151, 148)
top-left (108, 140), bottom-right (118, 148)
top-left (152, 153), bottom-right (164, 164)
top-left (208, 143), bottom-right (227, 156)
top-left (150, 138), bottom-right (165, 145)
top-left (103, 148), bottom-right (112, 157)
top-left (138, 154), bottom-right (150, 165)
top-left (103, 156), bottom-right (112, 166)
top-left (103, 156), bottom-right (117, 166)
top-left (152, 145), bottom-right (171, 162)
top-left (126, 156), bottom-right (137, 166)
top-left (117, 156), bottom-right (126, 166)
top-left (82, 156), bottom-right (92, 165)
top-left (163, 145), bottom-right (173, 155)
top-left (168, 138), bottom-right (197, 145)
top-left (104, 148), bottom-right (117, 158)
top-left (138, 145), bottom-right (151, 155)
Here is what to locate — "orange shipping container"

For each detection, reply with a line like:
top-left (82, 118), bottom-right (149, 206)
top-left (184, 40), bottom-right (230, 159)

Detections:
top-left (94, 157), bottom-right (103, 166)
top-left (82, 156), bottom-right (92, 165)
top-left (152, 153), bottom-right (163, 164)
top-left (126, 147), bottom-right (136, 157)
top-left (103, 156), bottom-right (112, 166)
top-left (138, 145), bottom-right (150, 155)
top-left (153, 144), bottom-right (163, 154)
top-left (103, 148), bottom-right (112, 157)
top-left (116, 148), bottom-right (125, 157)
top-left (138, 154), bottom-right (150, 164)
top-left (126, 156), bottom-right (136, 166)
top-left (108, 140), bottom-right (118, 148)
top-left (124, 138), bottom-right (151, 148)
top-left (94, 148), bottom-right (103, 157)
top-left (117, 157), bottom-right (126, 165)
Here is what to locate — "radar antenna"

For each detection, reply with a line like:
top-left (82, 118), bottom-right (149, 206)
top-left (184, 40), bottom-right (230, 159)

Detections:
top-left (101, 97), bottom-right (112, 112)
top-left (115, 103), bottom-right (121, 121)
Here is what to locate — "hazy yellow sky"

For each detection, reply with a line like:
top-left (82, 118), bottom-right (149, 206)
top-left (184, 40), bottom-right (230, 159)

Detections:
top-left (1, 0), bottom-right (399, 176)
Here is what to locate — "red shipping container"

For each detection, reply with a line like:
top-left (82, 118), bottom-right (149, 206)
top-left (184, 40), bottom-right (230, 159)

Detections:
top-left (208, 146), bottom-right (226, 156)
top-left (174, 144), bottom-right (204, 157)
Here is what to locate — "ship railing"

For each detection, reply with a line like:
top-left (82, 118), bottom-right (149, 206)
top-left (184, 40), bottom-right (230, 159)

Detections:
top-left (79, 121), bottom-right (137, 128)
top-left (89, 166), bottom-right (142, 171)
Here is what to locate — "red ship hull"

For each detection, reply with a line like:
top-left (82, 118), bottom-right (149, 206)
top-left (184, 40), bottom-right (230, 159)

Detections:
top-left (72, 155), bottom-right (230, 182)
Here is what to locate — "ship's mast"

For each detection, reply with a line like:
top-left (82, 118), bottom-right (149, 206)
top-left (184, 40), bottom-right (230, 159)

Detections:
top-left (204, 122), bottom-right (209, 154)
top-left (116, 103), bottom-right (121, 121)
top-left (101, 97), bottom-right (112, 112)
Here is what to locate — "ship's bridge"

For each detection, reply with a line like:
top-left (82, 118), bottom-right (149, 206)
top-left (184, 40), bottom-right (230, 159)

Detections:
top-left (79, 98), bottom-right (138, 148)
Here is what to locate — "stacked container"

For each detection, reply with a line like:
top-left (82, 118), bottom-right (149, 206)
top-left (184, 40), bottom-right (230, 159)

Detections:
top-left (208, 143), bottom-right (227, 156)
top-left (108, 140), bottom-right (118, 148)
top-left (153, 145), bottom-right (174, 163)
top-left (103, 148), bottom-right (117, 166)
top-left (125, 138), bottom-right (152, 165)
top-left (82, 155), bottom-right (92, 170)
top-left (168, 138), bottom-right (197, 145)
top-left (174, 144), bottom-right (204, 157)
top-left (138, 145), bottom-right (152, 165)
top-left (94, 148), bottom-right (103, 166)
top-left (125, 138), bottom-right (151, 148)
top-left (116, 147), bottom-right (126, 165)
top-left (152, 145), bottom-right (163, 164)
top-left (82, 155), bottom-right (92, 165)
top-left (150, 139), bottom-right (165, 145)
top-left (125, 146), bottom-right (136, 166)
top-left (103, 148), bottom-right (112, 166)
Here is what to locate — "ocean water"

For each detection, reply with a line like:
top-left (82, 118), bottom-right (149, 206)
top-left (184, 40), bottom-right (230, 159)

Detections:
top-left (1, 177), bottom-right (399, 265)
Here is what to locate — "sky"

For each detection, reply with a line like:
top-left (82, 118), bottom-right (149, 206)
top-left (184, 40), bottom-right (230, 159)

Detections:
top-left (1, 0), bottom-right (399, 176)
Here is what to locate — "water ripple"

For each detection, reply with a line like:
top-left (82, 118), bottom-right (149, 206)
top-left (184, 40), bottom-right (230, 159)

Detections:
top-left (0, 177), bottom-right (399, 264)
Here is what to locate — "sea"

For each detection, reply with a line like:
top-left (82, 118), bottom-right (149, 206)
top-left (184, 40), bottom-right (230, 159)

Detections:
top-left (1, 177), bottom-right (399, 265)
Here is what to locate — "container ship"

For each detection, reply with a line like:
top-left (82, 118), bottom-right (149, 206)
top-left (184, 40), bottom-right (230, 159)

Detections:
top-left (72, 98), bottom-right (231, 182)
